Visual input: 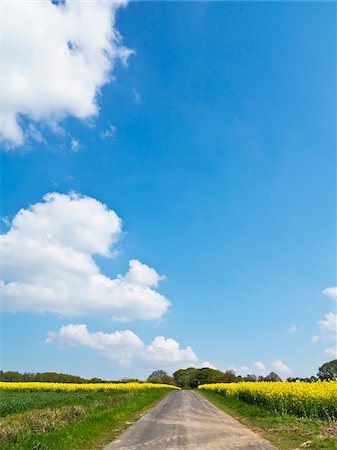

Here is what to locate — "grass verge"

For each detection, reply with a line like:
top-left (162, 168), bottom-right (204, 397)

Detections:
top-left (198, 390), bottom-right (337, 450)
top-left (1, 388), bottom-right (171, 450)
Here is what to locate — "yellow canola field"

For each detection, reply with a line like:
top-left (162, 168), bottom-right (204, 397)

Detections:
top-left (0, 382), bottom-right (179, 392)
top-left (198, 381), bottom-right (337, 420)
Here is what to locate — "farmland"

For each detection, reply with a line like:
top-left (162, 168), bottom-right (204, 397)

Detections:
top-left (0, 382), bottom-right (176, 450)
top-left (198, 381), bottom-right (337, 449)
top-left (198, 380), bottom-right (337, 420)
top-left (1, 379), bottom-right (336, 449)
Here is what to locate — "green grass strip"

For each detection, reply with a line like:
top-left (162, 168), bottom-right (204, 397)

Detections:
top-left (3, 389), bottom-right (171, 450)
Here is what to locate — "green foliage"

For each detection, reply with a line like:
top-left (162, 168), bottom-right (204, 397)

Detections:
top-left (318, 360), bottom-right (337, 381)
top-left (1, 388), bottom-right (171, 449)
top-left (0, 371), bottom-right (142, 384)
top-left (173, 367), bottom-right (237, 388)
top-left (264, 372), bottom-right (282, 382)
top-left (0, 371), bottom-right (92, 384)
top-left (147, 370), bottom-right (175, 385)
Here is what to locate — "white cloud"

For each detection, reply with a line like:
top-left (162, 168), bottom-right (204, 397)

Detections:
top-left (1, 0), bottom-right (132, 147)
top-left (0, 192), bottom-right (170, 321)
top-left (199, 361), bottom-right (217, 370)
top-left (319, 312), bottom-right (337, 338)
top-left (236, 366), bottom-right (250, 376)
top-left (252, 361), bottom-right (267, 375)
top-left (70, 139), bottom-right (80, 152)
top-left (312, 288), bottom-right (337, 356)
top-left (123, 259), bottom-right (165, 288)
top-left (324, 347), bottom-right (337, 358)
top-left (322, 287), bottom-right (337, 301)
top-left (230, 361), bottom-right (267, 377)
top-left (133, 88), bottom-right (141, 104)
top-left (288, 324), bottom-right (297, 333)
top-left (100, 124), bottom-right (117, 139)
top-left (46, 323), bottom-right (198, 367)
top-left (228, 360), bottom-right (292, 377)
top-left (272, 360), bottom-right (292, 375)
top-left (27, 124), bottom-right (46, 144)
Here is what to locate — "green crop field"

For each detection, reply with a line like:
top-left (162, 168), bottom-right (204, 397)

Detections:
top-left (0, 387), bottom-right (172, 450)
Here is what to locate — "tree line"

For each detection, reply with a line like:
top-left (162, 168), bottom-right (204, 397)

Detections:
top-left (0, 371), bottom-right (141, 384)
top-left (1, 360), bottom-right (336, 386)
top-left (147, 367), bottom-right (283, 388)
top-left (147, 360), bottom-right (337, 388)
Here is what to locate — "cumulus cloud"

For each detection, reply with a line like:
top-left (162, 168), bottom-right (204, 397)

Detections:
top-left (123, 259), bottom-right (165, 288)
top-left (198, 361), bottom-right (217, 370)
top-left (272, 359), bottom-right (292, 375)
top-left (230, 361), bottom-right (267, 377)
top-left (311, 288), bottom-right (337, 357)
top-left (228, 365), bottom-right (248, 377)
top-left (319, 312), bottom-right (337, 338)
top-left (0, 192), bottom-right (170, 321)
top-left (46, 323), bottom-right (198, 367)
top-left (324, 347), bottom-right (337, 358)
top-left (322, 287), bottom-right (337, 301)
top-left (230, 360), bottom-right (291, 377)
top-left (1, 0), bottom-right (132, 147)
top-left (252, 361), bottom-right (267, 375)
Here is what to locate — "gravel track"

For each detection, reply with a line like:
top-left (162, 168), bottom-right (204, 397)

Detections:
top-left (104, 390), bottom-right (276, 450)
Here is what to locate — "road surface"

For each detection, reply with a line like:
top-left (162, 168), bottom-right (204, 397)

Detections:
top-left (104, 390), bottom-right (276, 450)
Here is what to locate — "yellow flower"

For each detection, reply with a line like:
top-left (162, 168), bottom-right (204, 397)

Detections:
top-left (0, 382), bottom-right (179, 392)
top-left (198, 381), bottom-right (337, 420)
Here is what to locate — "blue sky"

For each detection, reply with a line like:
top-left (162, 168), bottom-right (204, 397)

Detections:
top-left (1, 1), bottom-right (336, 380)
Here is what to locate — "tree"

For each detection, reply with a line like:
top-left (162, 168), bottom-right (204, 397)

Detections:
top-left (245, 374), bottom-right (257, 382)
top-left (222, 370), bottom-right (237, 383)
top-left (264, 372), bottom-right (282, 382)
top-left (172, 367), bottom-right (238, 388)
top-left (147, 370), bottom-right (174, 385)
top-left (317, 360), bottom-right (337, 380)
top-left (173, 368), bottom-right (199, 388)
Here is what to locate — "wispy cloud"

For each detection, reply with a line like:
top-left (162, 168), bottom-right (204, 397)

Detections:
top-left (133, 88), bottom-right (141, 104)
top-left (70, 139), bottom-right (80, 152)
top-left (311, 335), bottom-right (322, 343)
top-left (100, 124), bottom-right (117, 139)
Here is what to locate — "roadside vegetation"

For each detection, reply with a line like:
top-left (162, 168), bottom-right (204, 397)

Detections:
top-left (199, 389), bottom-right (337, 450)
top-left (1, 360), bottom-right (335, 449)
top-left (196, 362), bottom-right (337, 449)
top-left (0, 384), bottom-right (175, 450)
top-left (198, 380), bottom-right (337, 420)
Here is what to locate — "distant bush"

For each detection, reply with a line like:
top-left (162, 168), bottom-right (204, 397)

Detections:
top-left (172, 367), bottom-right (237, 388)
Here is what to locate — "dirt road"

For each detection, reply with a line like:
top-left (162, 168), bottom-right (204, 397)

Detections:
top-left (104, 390), bottom-right (276, 450)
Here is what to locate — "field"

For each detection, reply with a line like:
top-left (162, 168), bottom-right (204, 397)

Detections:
top-left (198, 381), bottom-right (337, 420)
top-left (0, 382), bottom-right (177, 450)
top-left (198, 381), bottom-right (337, 449)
